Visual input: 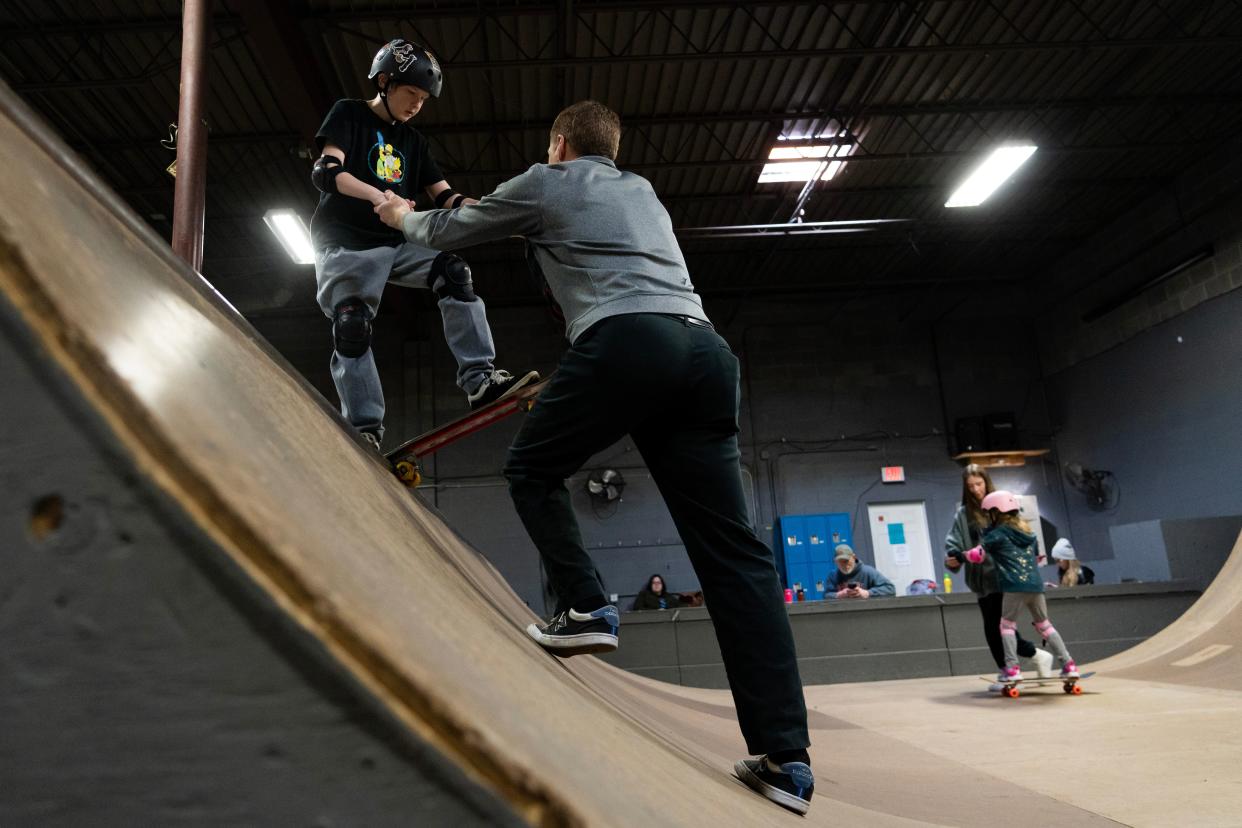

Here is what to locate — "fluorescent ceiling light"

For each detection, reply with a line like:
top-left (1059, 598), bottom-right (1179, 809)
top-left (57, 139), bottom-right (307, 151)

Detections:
top-left (263, 208), bottom-right (315, 264)
top-left (759, 143), bottom-right (852, 184)
top-left (945, 145), bottom-right (1037, 207)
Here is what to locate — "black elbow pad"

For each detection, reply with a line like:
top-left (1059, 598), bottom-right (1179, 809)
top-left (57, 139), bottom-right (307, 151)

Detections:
top-left (312, 155), bottom-right (343, 194)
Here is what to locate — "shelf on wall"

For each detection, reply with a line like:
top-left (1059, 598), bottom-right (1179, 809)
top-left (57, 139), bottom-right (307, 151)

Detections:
top-left (951, 449), bottom-right (1050, 468)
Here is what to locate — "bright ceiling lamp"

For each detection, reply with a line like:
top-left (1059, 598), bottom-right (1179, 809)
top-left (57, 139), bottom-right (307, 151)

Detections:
top-left (945, 145), bottom-right (1037, 207)
top-left (758, 143), bottom-right (852, 184)
top-left (263, 208), bottom-right (315, 264)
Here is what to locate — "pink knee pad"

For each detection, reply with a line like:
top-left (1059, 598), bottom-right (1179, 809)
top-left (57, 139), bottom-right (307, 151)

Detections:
top-left (1034, 619), bottom-right (1057, 637)
top-left (999, 618), bottom-right (1018, 637)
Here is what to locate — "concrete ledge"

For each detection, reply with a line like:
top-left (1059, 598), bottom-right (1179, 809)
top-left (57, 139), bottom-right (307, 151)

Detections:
top-left (598, 583), bottom-right (1202, 689)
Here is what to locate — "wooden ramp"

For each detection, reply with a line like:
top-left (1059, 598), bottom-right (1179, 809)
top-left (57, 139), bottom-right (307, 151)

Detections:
top-left (2, 81), bottom-right (1240, 827)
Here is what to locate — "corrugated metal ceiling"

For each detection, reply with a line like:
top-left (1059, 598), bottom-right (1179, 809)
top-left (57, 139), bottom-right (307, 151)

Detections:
top-left (2, 0), bottom-right (1242, 307)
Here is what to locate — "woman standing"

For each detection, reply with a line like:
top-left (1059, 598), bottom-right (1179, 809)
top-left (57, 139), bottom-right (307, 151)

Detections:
top-left (944, 465), bottom-right (1053, 686)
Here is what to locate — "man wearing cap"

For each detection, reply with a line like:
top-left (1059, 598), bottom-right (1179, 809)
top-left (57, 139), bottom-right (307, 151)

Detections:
top-left (825, 544), bottom-right (896, 599)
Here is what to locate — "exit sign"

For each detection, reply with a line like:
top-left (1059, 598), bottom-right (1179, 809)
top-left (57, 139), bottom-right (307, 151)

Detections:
top-left (881, 466), bottom-right (906, 483)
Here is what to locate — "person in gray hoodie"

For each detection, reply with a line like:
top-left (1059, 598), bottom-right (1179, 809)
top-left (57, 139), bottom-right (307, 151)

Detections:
top-left (375, 100), bottom-right (813, 815)
top-left (824, 544), bottom-right (895, 598)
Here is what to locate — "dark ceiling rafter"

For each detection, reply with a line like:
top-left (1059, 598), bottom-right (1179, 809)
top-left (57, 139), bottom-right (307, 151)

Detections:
top-left (320, 33), bottom-right (1242, 71)
top-left (439, 141), bottom-right (1196, 178)
top-left (21, 34), bottom-right (1242, 91)
top-left (74, 92), bottom-right (1242, 153)
top-left (417, 93), bottom-right (1242, 135)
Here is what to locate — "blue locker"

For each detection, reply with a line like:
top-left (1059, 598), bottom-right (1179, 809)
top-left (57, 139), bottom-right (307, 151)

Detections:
top-left (775, 513), bottom-right (853, 600)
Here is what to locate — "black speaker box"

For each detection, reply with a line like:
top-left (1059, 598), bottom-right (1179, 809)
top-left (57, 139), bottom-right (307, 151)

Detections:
top-left (955, 417), bottom-right (986, 453)
top-left (984, 412), bottom-right (1018, 451)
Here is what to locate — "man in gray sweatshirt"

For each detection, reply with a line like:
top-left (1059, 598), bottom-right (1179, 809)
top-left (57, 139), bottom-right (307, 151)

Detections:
top-left (376, 101), bottom-right (813, 814)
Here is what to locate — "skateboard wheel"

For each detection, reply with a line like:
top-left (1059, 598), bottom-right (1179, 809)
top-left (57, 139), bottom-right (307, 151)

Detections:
top-left (1069, 684), bottom-right (1082, 695)
top-left (394, 460), bottom-right (421, 487)
top-left (1005, 686), bottom-right (1019, 698)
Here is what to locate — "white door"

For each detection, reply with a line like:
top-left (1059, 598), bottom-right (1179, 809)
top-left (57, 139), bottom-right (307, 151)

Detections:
top-left (1017, 494), bottom-right (1047, 562)
top-left (866, 501), bottom-right (935, 593)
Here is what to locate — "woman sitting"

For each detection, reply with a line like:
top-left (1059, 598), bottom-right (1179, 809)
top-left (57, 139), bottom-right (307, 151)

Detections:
top-left (631, 574), bottom-right (681, 611)
top-left (1049, 538), bottom-right (1095, 587)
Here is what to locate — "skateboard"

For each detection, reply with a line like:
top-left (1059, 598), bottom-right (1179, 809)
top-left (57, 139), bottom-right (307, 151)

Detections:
top-left (384, 376), bottom-right (550, 488)
top-left (981, 671), bottom-right (1095, 698)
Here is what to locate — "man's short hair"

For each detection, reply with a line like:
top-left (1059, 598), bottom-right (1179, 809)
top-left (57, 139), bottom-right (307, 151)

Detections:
top-left (550, 100), bottom-right (621, 160)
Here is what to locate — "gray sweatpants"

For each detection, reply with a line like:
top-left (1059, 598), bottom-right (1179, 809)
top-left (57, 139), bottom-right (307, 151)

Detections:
top-left (315, 244), bottom-right (497, 440)
top-left (1000, 593), bottom-right (1073, 670)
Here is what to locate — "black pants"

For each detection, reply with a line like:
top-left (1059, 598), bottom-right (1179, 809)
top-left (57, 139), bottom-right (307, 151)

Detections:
top-left (977, 592), bottom-right (1037, 668)
top-left (504, 313), bottom-right (809, 755)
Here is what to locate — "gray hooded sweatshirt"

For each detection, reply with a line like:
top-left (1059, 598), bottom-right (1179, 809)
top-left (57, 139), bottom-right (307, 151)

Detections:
top-left (400, 156), bottom-right (707, 343)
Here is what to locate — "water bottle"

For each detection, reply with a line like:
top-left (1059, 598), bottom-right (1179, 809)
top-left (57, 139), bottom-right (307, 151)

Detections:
top-left (943, 573), bottom-right (952, 594)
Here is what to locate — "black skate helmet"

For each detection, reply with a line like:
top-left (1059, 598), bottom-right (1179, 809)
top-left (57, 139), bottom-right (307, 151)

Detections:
top-left (369, 39), bottom-right (442, 99)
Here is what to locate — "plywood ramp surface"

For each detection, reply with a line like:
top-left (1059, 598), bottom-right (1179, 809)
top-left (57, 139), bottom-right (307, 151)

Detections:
top-left (1095, 530), bottom-right (1242, 689)
top-left (1, 81), bottom-right (1236, 827)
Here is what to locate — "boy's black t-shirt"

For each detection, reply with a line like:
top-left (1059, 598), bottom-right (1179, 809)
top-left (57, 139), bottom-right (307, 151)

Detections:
top-left (310, 99), bottom-right (444, 250)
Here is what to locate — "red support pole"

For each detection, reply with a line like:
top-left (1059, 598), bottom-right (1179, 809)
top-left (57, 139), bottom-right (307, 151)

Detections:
top-left (171, 0), bottom-right (212, 271)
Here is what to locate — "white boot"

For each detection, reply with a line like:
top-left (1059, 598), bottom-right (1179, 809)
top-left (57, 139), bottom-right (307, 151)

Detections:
top-left (1031, 648), bottom-right (1055, 678)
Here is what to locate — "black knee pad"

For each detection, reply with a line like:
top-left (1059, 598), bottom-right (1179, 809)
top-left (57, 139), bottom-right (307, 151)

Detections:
top-left (428, 252), bottom-right (477, 302)
top-left (332, 298), bottom-right (372, 359)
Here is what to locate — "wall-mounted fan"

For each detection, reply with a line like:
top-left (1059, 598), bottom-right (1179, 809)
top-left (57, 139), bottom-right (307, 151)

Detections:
top-left (1064, 463), bottom-right (1120, 511)
top-left (586, 468), bottom-right (626, 503)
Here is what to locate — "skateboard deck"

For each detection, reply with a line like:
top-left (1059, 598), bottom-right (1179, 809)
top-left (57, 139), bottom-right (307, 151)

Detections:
top-left (981, 671), bottom-right (1095, 698)
top-left (384, 375), bottom-right (549, 487)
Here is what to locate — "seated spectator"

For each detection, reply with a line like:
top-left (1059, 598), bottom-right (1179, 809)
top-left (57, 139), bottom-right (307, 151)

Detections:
top-left (1048, 538), bottom-right (1094, 587)
top-left (825, 544), bottom-right (895, 599)
top-left (631, 574), bottom-right (681, 611)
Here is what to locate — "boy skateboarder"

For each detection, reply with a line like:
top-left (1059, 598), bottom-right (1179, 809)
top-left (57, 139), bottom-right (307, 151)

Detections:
top-left (309, 38), bottom-right (536, 449)
top-left (376, 100), bottom-right (813, 814)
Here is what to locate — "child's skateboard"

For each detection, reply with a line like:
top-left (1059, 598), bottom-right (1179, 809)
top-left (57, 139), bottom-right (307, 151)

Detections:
top-left (981, 671), bottom-right (1095, 698)
top-left (384, 376), bottom-right (550, 487)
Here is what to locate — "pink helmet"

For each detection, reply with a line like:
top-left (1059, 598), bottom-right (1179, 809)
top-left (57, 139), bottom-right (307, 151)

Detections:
top-left (981, 490), bottom-right (1022, 513)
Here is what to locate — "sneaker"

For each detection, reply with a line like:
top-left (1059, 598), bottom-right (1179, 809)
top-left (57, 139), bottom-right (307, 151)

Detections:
top-left (734, 756), bottom-right (814, 815)
top-left (1003, 665), bottom-right (1022, 682)
top-left (360, 430), bottom-right (382, 452)
top-left (525, 605), bottom-right (619, 657)
top-left (1061, 660), bottom-right (1080, 679)
top-left (468, 369), bottom-right (540, 410)
top-left (1031, 647), bottom-right (1055, 678)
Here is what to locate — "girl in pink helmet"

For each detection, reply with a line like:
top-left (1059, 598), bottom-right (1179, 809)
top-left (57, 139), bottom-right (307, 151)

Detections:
top-left (963, 490), bottom-right (1079, 682)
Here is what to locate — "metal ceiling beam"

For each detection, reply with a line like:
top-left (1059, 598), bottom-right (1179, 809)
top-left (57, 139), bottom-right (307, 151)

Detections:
top-left (443, 142), bottom-right (1189, 177)
top-left (118, 173), bottom-right (1150, 203)
top-left (394, 36), bottom-right (1242, 71)
top-left (74, 91), bottom-right (1238, 154)
top-left (415, 93), bottom-right (1242, 135)
top-left (307, 1), bottom-right (968, 23)
top-left (19, 36), bottom-right (1242, 92)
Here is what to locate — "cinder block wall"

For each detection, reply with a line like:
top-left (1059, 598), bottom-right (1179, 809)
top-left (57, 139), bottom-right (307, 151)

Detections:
top-left (1035, 135), bottom-right (1242, 569)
